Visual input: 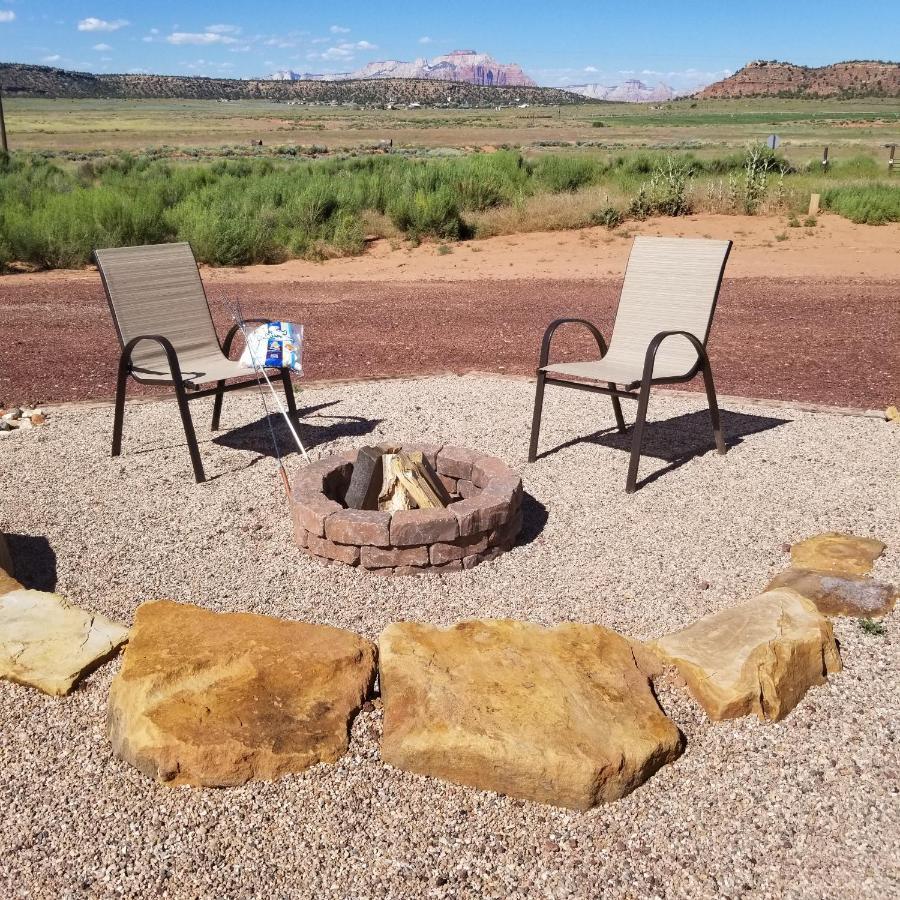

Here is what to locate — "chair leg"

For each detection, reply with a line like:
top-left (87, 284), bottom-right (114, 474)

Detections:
top-left (211, 380), bottom-right (226, 431)
top-left (528, 372), bottom-right (546, 462)
top-left (173, 382), bottom-right (205, 483)
top-left (701, 363), bottom-right (727, 455)
top-left (281, 368), bottom-right (299, 426)
top-left (111, 353), bottom-right (129, 457)
top-left (625, 379), bottom-right (652, 494)
top-left (610, 385), bottom-right (626, 433)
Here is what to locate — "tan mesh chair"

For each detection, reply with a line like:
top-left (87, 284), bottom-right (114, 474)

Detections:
top-left (529, 236), bottom-right (732, 493)
top-left (94, 242), bottom-right (299, 483)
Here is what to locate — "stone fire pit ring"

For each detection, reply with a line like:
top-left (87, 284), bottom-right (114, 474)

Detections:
top-left (290, 444), bottom-right (524, 575)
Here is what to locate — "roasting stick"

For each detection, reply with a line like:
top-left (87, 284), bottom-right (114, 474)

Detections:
top-left (228, 300), bottom-right (312, 498)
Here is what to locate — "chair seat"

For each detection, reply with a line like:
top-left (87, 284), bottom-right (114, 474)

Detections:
top-left (130, 354), bottom-right (265, 386)
top-left (542, 353), bottom-right (694, 389)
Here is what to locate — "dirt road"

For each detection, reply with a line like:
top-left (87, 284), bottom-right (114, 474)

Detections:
top-left (1, 274), bottom-right (896, 409)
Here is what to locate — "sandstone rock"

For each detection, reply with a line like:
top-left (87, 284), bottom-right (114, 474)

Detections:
top-left (790, 532), bottom-right (886, 577)
top-left (766, 567), bottom-right (896, 618)
top-left (379, 620), bottom-right (683, 809)
top-left (653, 588), bottom-right (842, 723)
top-left (0, 589), bottom-right (129, 695)
top-left (108, 600), bottom-right (376, 786)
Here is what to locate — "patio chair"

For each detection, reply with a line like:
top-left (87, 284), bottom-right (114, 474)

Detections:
top-left (94, 242), bottom-right (299, 484)
top-left (528, 236), bottom-right (732, 493)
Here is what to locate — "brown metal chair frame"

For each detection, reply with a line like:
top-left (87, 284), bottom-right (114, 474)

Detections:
top-left (96, 250), bottom-right (298, 484)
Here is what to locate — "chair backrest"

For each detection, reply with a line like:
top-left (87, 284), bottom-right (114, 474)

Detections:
top-left (609, 236), bottom-right (732, 377)
top-left (94, 242), bottom-right (222, 373)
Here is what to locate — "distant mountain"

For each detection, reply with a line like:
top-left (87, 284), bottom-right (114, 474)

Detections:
top-left (271, 50), bottom-right (536, 87)
top-left (697, 60), bottom-right (900, 98)
top-left (0, 62), bottom-right (591, 107)
top-left (568, 79), bottom-right (675, 103)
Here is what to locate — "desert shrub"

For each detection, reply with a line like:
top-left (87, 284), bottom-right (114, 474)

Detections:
top-left (387, 186), bottom-right (465, 240)
top-left (821, 184), bottom-right (900, 224)
top-left (530, 155), bottom-right (601, 192)
top-left (629, 155), bottom-right (693, 218)
top-left (590, 206), bottom-right (623, 229)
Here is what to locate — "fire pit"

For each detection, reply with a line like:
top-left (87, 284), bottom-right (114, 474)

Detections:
top-left (290, 443), bottom-right (523, 575)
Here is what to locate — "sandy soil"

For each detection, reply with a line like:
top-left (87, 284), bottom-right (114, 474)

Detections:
top-left (5, 215), bottom-right (899, 287)
top-left (0, 377), bottom-right (898, 899)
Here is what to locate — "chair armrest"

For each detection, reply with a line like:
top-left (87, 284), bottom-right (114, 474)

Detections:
top-left (640, 330), bottom-right (708, 385)
top-left (120, 334), bottom-right (191, 387)
top-left (538, 318), bottom-right (610, 369)
top-left (221, 318), bottom-right (277, 358)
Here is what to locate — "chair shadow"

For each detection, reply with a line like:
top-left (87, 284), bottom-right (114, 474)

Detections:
top-left (213, 411), bottom-right (382, 459)
top-left (536, 408), bottom-right (791, 490)
top-left (4, 534), bottom-right (57, 591)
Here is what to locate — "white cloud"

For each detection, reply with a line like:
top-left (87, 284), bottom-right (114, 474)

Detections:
top-left (418, 36), bottom-right (433, 45)
top-left (42, 54), bottom-right (62, 63)
top-left (584, 65), bottom-right (598, 73)
top-left (92, 42), bottom-right (112, 51)
top-left (315, 40), bottom-right (377, 61)
top-left (329, 25), bottom-right (350, 34)
top-left (167, 31), bottom-right (238, 45)
top-left (0, 10), bottom-right (15, 23)
top-left (77, 17), bottom-right (128, 32)
top-left (206, 23), bottom-right (240, 34)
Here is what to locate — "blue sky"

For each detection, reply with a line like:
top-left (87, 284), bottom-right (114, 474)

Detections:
top-left (0, 2), bottom-right (894, 90)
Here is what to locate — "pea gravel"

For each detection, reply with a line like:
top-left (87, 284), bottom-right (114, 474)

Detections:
top-left (1, 375), bottom-right (897, 900)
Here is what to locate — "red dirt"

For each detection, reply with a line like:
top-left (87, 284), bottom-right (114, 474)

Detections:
top-left (0, 276), bottom-right (897, 409)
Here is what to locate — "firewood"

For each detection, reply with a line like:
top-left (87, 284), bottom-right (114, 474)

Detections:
top-left (345, 446), bottom-right (384, 510)
top-left (379, 454), bottom-right (416, 512)
top-left (409, 452), bottom-right (453, 507)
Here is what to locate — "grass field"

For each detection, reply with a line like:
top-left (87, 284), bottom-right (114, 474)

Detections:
top-left (1, 96), bottom-right (898, 271)
top-left (5, 96), bottom-right (900, 159)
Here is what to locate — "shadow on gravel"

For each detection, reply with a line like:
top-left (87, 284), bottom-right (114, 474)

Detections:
top-left (538, 409), bottom-right (790, 490)
top-left (5, 534), bottom-right (57, 591)
top-left (213, 411), bottom-right (381, 459)
top-left (517, 493), bottom-right (549, 547)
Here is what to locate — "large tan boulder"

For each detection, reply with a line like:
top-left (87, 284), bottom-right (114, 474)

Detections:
top-left (0, 589), bottom-right (129, 695)
top-left (108, 600), bottom-right (376, 787)
top-left (379, 620), bottom-right (683, 810)
top-left (766, 568), bottom-right (896, 618)
top-left (653, 588), bottom-right (842, 723)
top-left (790, 532), bottom-right (886, 577)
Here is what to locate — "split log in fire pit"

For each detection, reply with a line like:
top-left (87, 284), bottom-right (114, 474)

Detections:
top-left (345, 445), bottom-right (452, 513)
top-left (290, 443), bottom-right (524, 576)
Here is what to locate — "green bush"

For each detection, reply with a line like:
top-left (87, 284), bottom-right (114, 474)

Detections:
top-left (590, 206), bottom-right (623, 229)
top-left (821, 184), bottom-right (900, 224)
top-left (530, 155), bottom-right (601, 192)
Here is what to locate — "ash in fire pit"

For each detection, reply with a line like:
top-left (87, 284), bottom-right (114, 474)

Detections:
top-left (290, 443), bottom-right (523, 575)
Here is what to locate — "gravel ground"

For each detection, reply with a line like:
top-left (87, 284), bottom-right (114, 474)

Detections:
top-left (1, 276), bottom-right (898, 408)
top-left (1, 375), bottom-right (898, 900)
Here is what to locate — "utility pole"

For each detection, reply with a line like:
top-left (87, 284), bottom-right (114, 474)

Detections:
top-left (0, 85), bottom-right (8, 153)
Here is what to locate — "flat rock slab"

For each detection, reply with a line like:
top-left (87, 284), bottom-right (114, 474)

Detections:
top-left (767, 567), bottom-right (896, 618)
top-left (790, 532), bottom-right (886, 577)
top-left (653, 588), bottom-right (842, 723)
top-left (108, 600), bottom-right (376, 787)
top-left (379, 620), bottom-right (683, 810)
top-left (0, 589), bottom-right (129, 696)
